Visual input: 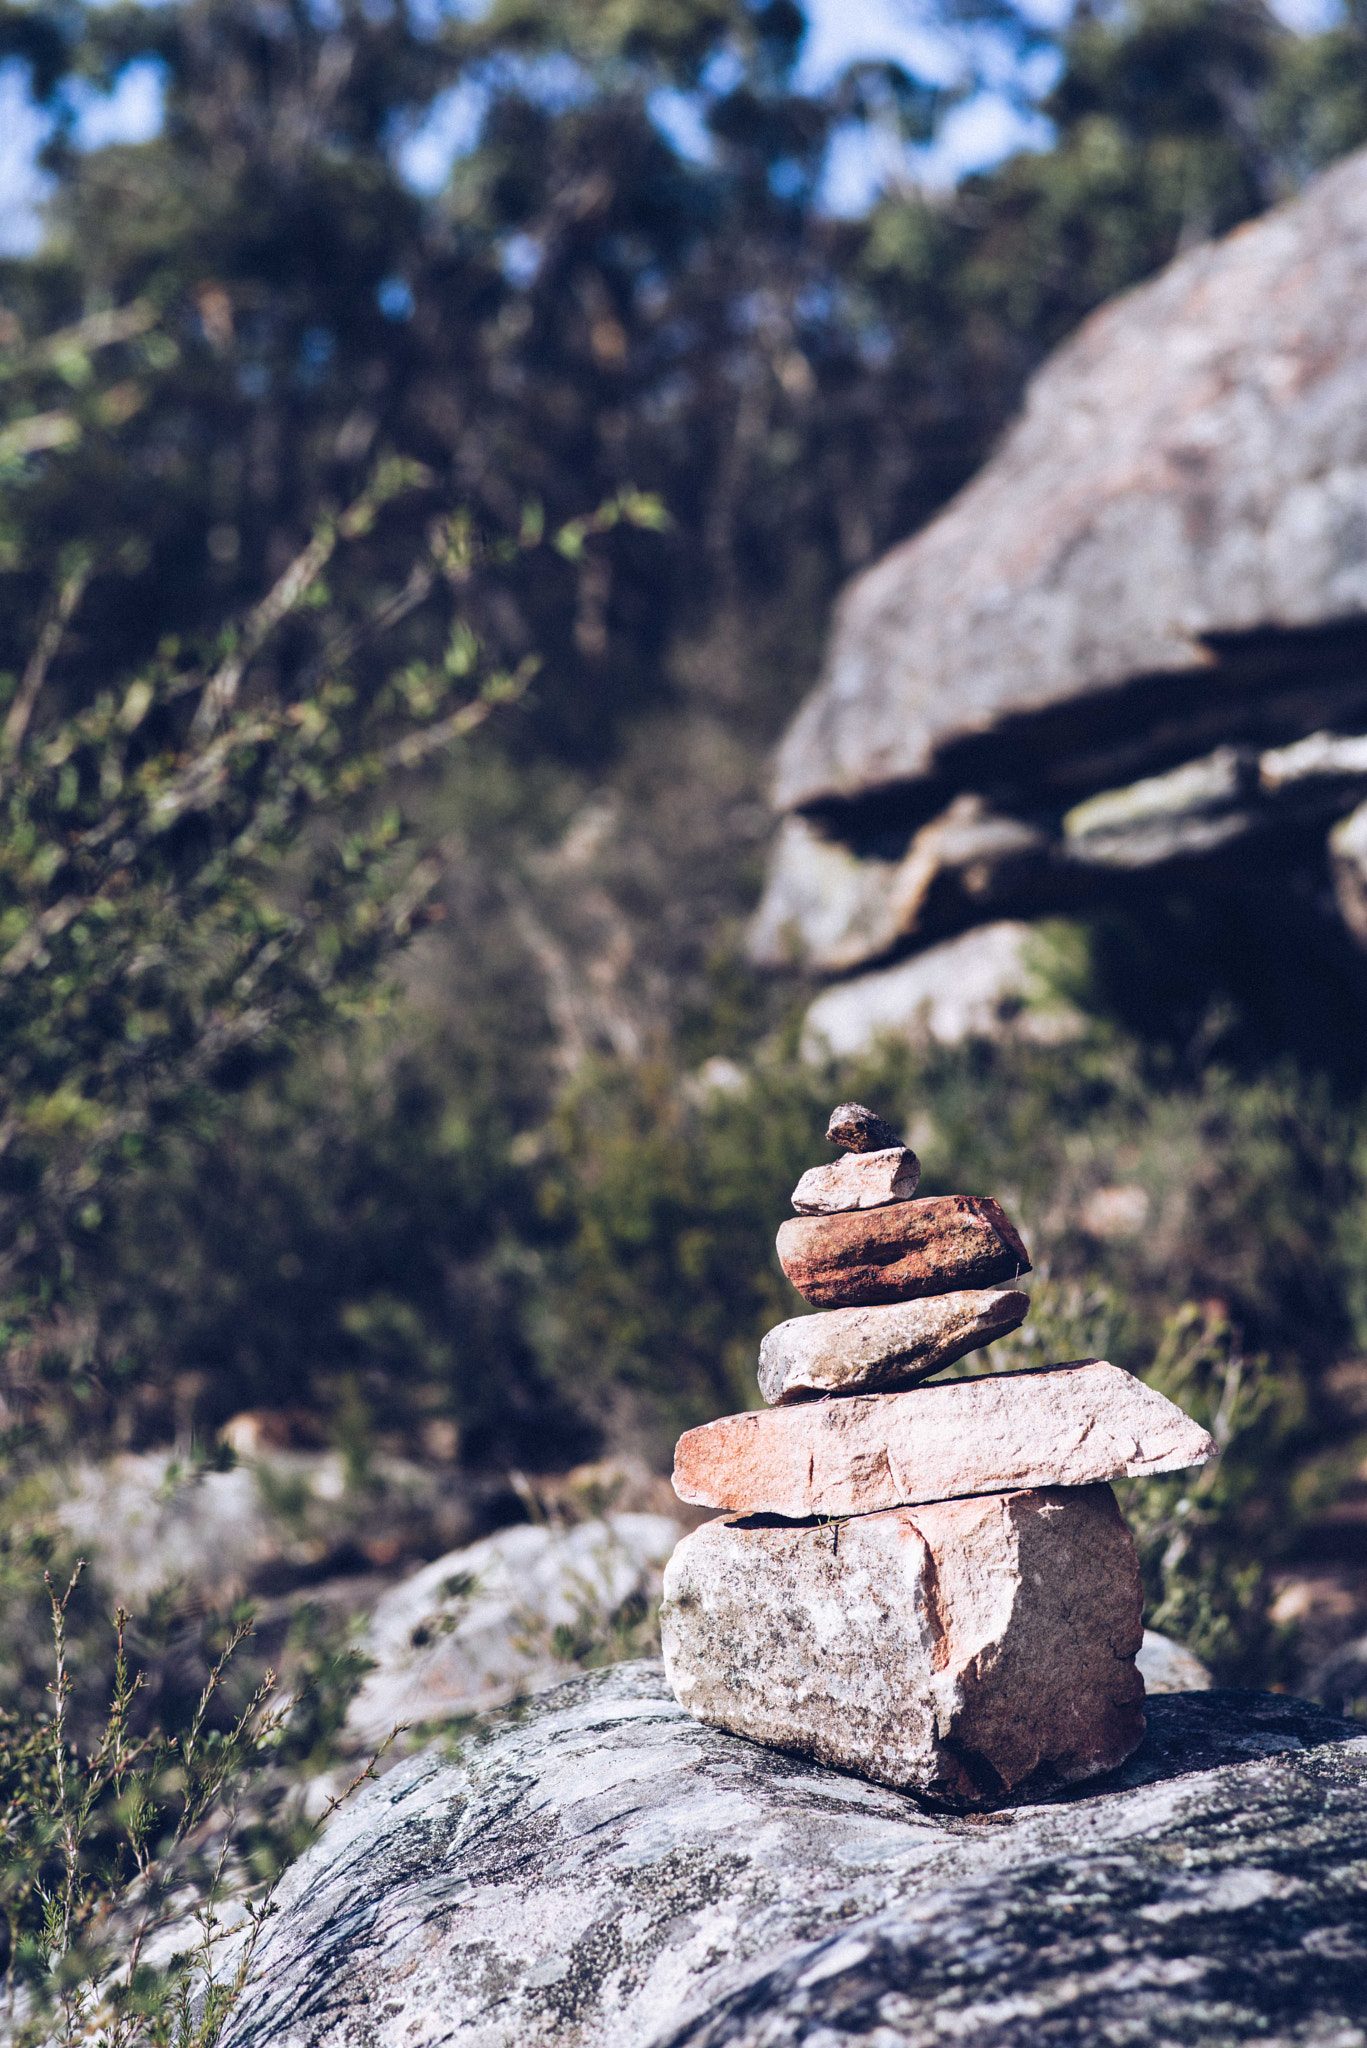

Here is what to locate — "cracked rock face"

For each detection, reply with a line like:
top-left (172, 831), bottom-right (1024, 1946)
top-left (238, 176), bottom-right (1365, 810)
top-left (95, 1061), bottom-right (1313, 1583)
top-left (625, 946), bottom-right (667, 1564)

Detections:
top-left (672, 1359), bottom-right (1216, 1517)
top-left (756, 1289), bottom-right (1029, 1404)
top-left (750, 149), bottom-right (1367, 992)
top-left (659, 1487), bottom-right (1145, 1806)
top-left (216, 1660), bottom-right (1367, 2048)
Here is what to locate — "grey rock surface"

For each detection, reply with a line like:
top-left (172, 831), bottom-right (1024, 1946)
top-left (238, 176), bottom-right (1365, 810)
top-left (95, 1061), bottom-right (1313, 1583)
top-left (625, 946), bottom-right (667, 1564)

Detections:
top-left (799, 922), bottom-right (1085, 1059)
top-left (756, 1288), bottom-right (1028, 1403)
top-left (660, 1487), bottom-right (1144, 1805)
top-left (344, 1513), bottom-right (681, 1748)
top-left (217, 1659), bottom-right (1367, 2048)
top-left (774, 146), bottom-right (1367, 816)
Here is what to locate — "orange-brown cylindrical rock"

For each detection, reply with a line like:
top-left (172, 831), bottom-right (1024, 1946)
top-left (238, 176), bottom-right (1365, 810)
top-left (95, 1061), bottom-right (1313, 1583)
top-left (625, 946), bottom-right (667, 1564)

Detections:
top-left (775, 1194), bottom-right (1030, 1308)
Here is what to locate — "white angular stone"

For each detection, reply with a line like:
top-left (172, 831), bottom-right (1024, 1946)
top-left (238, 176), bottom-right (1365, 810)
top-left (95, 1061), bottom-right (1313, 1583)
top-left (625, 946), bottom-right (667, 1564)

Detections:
top-left (757, 1288), bottom-right (1027, 1403)
top-left (673, 1359), bottom-right (1217, 1518)
top-left (791, 1146), bottom-right (921, 1214)
top-left (661, 1485), bottom-right (1145, 1807)
top-left (345, 1514), bottom-right (680, 1746)
top-left (800, 922), bottom-right (1086, 1062)
top-left (1138, 1628), bottom-right (1214, 1693)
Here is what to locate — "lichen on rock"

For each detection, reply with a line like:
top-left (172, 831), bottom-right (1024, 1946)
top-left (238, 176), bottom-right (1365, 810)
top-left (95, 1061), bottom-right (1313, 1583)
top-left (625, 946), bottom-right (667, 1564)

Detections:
top-left (217, 1660), bottom-right (1367, 2048)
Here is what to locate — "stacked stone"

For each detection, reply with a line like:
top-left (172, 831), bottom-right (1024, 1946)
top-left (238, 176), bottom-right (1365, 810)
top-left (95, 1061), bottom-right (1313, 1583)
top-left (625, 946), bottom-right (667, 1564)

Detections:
top-left (659, 1103), bottom-right (1217, 1811)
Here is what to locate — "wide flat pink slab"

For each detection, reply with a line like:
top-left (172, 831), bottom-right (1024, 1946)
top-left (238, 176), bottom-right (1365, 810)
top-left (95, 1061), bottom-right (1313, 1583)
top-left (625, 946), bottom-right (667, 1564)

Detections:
top-left (672, 1359), bottom-right (1216, 1517)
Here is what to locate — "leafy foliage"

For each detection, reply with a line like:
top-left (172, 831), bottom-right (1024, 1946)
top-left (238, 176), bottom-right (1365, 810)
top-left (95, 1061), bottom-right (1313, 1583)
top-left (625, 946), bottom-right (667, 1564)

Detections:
top-left (0, 297), bottom-right (663, 1432)
top-left (0, 1568), bottom-right (282, 2046)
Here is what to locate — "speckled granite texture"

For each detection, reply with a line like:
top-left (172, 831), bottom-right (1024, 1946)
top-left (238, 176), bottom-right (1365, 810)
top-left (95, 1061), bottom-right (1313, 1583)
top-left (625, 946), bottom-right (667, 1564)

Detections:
top-left (218, 1659), bottom-right (1367, 2048)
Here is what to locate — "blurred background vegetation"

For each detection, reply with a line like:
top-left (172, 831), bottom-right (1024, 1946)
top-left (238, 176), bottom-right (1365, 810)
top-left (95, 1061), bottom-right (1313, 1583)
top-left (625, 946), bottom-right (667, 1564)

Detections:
top-left (0, 0), bottom-right (1365, 1816)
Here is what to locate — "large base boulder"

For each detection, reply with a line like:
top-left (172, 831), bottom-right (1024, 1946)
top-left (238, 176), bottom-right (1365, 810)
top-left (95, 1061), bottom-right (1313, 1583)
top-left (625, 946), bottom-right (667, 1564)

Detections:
top-left (216, 1661), bottom-right (1367, 2048)
top-left (660, 1486), bottom-right (1144, 1807)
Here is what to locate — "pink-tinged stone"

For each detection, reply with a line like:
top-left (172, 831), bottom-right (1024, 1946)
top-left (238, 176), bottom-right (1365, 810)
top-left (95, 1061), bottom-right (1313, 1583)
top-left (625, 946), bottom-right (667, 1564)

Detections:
top-left (776, 1195), bottom-right (1030, 1308)
top-left (672, 1359), bottom-right (1216, 1517)
top-left (660, 1484), bottom-right (1145, 1808)
top-left (791, 1146), bottom-right (921, 1215)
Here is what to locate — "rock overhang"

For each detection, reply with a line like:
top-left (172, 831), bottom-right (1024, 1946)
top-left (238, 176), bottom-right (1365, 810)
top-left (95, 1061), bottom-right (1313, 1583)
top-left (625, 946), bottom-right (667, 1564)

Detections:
top-left (773, 144), bottom-right (1367, 826)
top-left (756, 147), bottom-right (1367, 997)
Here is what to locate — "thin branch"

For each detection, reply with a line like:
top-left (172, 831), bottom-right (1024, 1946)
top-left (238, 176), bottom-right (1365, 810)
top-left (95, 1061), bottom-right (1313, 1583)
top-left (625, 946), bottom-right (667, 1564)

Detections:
top-left (189, 475), bottom-right (413, 741)
top-left (2, 557), bottom-right (92, 761)
top-left (189, 531), bottom-right (338, 740)
top-left (383, 695), bottom-right (493, 769)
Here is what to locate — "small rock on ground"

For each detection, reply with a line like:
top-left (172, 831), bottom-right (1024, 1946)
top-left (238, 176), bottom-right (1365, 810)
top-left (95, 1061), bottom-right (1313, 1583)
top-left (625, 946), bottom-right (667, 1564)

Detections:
top-left (1138, 1627), bottom-right (1215, 1692)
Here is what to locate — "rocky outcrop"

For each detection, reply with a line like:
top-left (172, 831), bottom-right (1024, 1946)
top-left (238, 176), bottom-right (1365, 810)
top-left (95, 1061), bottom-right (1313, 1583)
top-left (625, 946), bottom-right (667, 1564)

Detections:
top-left (752, 145), bottom-right (1367, 1003)
top-left (217, 1660), bottom-right (1367, 2048)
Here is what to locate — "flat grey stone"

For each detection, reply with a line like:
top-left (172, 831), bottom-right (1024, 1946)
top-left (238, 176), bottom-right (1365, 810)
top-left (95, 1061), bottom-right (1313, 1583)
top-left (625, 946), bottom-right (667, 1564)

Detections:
top-left (756, 1289), bottom-right (1027, 1403)
top-left (216, 1660), bottom-right (1367, 2048)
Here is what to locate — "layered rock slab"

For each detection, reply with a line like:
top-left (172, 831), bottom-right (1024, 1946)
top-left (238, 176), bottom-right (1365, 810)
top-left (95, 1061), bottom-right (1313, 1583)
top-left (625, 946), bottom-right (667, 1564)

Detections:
top-left (661, 1486), bottom-right (1144, 1806)
top-left (757, 1287), bottom-right (1028, 1404)
top-left (791, 1146), bottom-right (920, 1215)
top-left (776, 1194), bottom-right (1030, 1308)
top-left (673, 1359), bottom-right (1217, 1516)
top-left (215, 1660), bottom-right (1367, 2048)
top-left (771, 146), bottom-right (1367, 817)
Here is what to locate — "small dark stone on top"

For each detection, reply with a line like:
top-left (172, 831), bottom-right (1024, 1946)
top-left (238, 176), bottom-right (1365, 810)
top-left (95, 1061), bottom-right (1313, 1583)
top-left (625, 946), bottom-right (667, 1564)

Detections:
top-left (826, 1102), bottom-right (902, 1153)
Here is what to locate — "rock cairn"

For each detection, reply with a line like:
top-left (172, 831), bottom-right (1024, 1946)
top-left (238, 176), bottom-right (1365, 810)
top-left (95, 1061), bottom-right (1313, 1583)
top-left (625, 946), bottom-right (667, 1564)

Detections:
top-left (659, 1103), bottom-right (1218, 1810)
